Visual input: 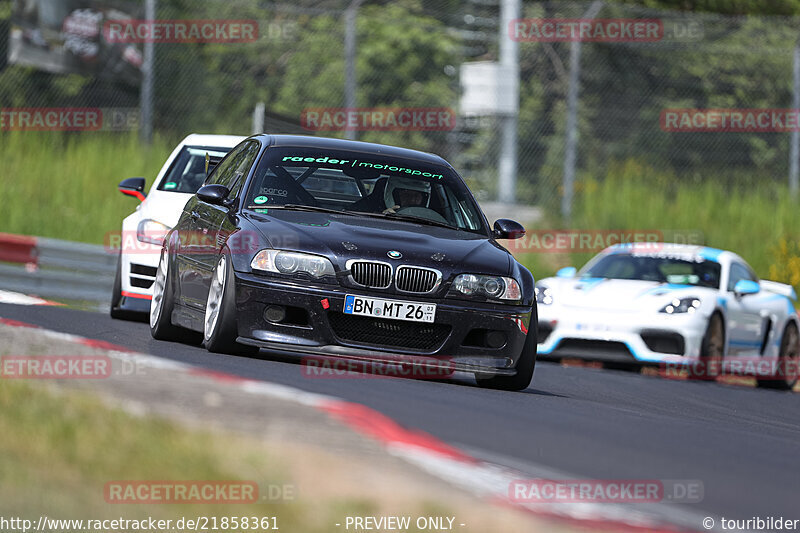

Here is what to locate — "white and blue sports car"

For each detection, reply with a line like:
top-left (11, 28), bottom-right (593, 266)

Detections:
top-left (536, 243), bottom-right (799, 389)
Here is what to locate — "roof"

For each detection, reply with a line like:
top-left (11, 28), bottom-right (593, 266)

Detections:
top-left (251, 134), bottom-right (449, 167)
top-left (180, 134), bottom-right (246, 148)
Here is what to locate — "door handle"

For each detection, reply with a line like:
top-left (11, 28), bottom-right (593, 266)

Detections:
top-left (190, 210), bottom-right (200, 220)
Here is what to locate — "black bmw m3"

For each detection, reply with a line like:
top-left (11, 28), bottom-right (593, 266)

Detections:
top-left (150, 134), bottom-right (537, 391)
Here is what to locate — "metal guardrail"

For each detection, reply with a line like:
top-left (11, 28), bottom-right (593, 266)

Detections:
top-left (0, 233), bottom-right (116, 309)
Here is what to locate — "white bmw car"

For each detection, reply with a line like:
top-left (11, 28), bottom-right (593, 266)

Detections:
top-left (536, 243), bottom-right (800, 389)
top-left (110, 134), bottom-right (245, 319)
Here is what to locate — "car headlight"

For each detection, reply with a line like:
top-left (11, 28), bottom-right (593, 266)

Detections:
top-left (535, 285), bottom-right (553, 305)
top-left (136, 219), bottom-right (170, 245)
top-left (250, 249), bottom-right (335, 278)
top-left (660, 297), bottom-right (701, 314)
top-left (451, 274), bottom-right (521, 301)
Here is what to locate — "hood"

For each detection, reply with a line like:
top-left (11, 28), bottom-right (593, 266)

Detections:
top-left (538, 276), bottom-right (714, 313)
top-left (140, 190), bottom-right (195, 228)
top-left (241, 210), bottom-right (512, 277)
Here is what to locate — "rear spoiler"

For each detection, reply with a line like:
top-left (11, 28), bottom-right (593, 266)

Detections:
top-left (761, 279), bottom-right (797, 301)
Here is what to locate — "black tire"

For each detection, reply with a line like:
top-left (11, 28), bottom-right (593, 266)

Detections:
top-left (476, 317), bottom-right (537, 392)
top-left (688, 312), bottom-right (724, 381)
top-left (202, 251), bottom-right (259, 356)
top-left (757, 322), bottom-right (799, 390)
top-left (109, 254), bottom-right (125, 319)
top-left (149, 248), bottom-right (187, 341)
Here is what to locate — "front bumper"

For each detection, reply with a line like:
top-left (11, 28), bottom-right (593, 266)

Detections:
top-left (232, 272), bottom-right (533, 375)
top-left (116, 292), bottom-right (152, 315)
top-left (537, 306), bottom-right (707, 364)
top-left (119, 216), bottom-right (162, 299)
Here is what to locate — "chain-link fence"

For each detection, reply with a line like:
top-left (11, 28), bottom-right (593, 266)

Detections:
top-left (514, 2), bottom-right (800, 215)
top-left (3, 0), bottom-right (800, 215)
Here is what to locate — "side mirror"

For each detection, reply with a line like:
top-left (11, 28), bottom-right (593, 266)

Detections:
top-left (118, 177), bottom-right (146, 202)
top-left (196, 184), bottom-right (231, 206)
top-left (556, 266), bottom-right (577, 278)
top-left (734, 279), bottom-right (760, 296)
top-left (493, 219), bottom-right (526, 240)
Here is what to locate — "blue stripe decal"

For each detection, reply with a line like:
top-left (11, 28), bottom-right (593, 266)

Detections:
top-left (698, 247), bottom-right (723, 262)
top-left (637, 283), bottom-right (693, 298)
top-left (728, 339), bottom-right (764, 348)
top-left (575, 278), bottom-right (606, 292)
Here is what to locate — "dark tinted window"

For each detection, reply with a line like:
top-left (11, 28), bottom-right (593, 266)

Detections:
top-left (581, 253), bottom-right (722, 289)
top-left (206, 140), bottom-right (260, 193)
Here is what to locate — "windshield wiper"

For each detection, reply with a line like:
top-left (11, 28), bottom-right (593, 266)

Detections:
top-left (380, 212), bottom-right (460, 230)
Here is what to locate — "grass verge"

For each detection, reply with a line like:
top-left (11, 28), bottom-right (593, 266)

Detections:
top-left (0, 377), bottom-right (560, 532)
top-left (0, 132), bottom-right (174, 244)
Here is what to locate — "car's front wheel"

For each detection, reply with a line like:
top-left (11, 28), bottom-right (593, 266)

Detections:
top-left (757, 322), bottom-right (799, 390)
top-left (203, 252), bottom-right (259, 356)
top-left (476, 321), bottom-right (536, 392)
top-left (688, 312), bottom-right (724, 381)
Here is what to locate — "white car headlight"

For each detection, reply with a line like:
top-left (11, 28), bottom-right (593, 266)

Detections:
top-left (250, 249), bottom-right (335, 278)
top-left (136, 219), bottom-right (170, 245)
top-left (660, 297), bottom-right (701, 314)
top-left (452, 274), bottom-right (521, 301)
top-left (535, 285), bottom-right (553, 305)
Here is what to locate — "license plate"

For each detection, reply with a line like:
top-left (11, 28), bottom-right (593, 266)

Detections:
top-left (343, 294), bottom-right (436, 323)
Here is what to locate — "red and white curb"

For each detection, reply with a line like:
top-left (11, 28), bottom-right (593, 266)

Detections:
top-left (0, 316), bottom-right (702, 532)
top-left (0, 289), bottom-right (62, 307)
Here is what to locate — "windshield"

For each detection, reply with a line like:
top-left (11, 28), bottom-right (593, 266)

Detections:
top-left (243, 148), bottom-right (486, 234)
top-left (157, 145), bottom-right (232, 193)
top-left (580, 253), bottom-right (721, 289)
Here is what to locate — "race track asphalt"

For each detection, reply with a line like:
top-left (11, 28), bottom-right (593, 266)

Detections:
top-left (2, 302), bottom-right (798, 529)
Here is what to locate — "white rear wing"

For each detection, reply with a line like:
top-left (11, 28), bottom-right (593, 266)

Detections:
top-left (761, 280), bottom-right (798, 301)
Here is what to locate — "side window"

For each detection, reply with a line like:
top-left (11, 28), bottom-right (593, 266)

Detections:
top-left (727, 263), bottom-right (756, 292)
top-left (228, 142), bottom-right (261, 197)
top-left (205, 141), bottom-right (259, 191)
top-left (205, 143), bottom-right (246, 187)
